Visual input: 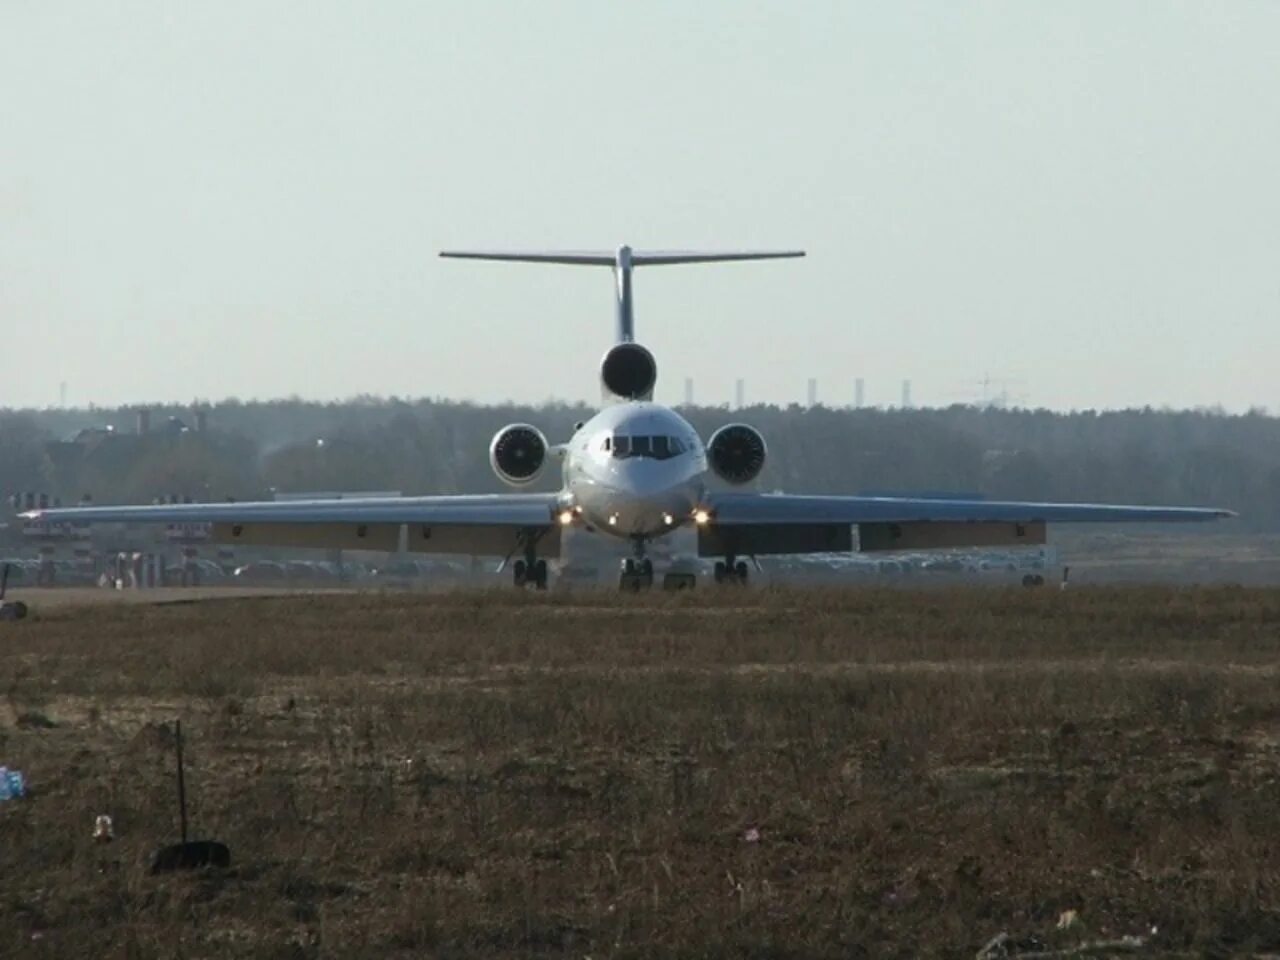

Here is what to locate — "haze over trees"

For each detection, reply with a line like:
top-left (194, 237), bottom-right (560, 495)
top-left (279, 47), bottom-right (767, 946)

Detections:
top-left (1, 399), bottom-right (1273, 529)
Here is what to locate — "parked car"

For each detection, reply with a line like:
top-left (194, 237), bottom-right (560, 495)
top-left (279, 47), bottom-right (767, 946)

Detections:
top-left (233, 561), bottom-right (288, 582)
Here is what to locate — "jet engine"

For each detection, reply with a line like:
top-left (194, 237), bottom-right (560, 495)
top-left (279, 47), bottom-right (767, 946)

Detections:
top-left (489, 424), bottom-right (548, 486)
top-left (707, 423), bottom-right (767, 484)
top-left (600, 342), bottom-right (657, 400)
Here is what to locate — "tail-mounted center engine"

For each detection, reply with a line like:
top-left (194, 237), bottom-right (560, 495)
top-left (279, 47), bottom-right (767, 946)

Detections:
top-left (600, 342), bottom-right (657, 400)
top-left (489, 423), bottom-right (548, 486)
top-left (707, 423), bottom-right (767, 484)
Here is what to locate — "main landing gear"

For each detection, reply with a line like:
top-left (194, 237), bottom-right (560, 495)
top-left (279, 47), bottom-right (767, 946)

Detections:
top-left (713, 556), bottom-right (750, 586)
top-left (513, 558), bottom-right (548, 590)
top-left (511, 529), bottom-right (549, 590)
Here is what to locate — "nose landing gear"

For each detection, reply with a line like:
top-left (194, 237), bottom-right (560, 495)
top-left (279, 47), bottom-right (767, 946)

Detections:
top-left (619, 537), bottom-right (654, 590)
top-left (619, 557), bottom-right (654, 591)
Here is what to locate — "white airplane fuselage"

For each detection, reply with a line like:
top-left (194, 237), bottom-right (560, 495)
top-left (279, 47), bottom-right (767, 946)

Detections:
top-left (561, 402), bottom-right (708, 540)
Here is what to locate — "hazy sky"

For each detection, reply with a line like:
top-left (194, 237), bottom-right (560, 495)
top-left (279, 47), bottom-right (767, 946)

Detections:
top-left (3, 2), bottom-right (1278, 412)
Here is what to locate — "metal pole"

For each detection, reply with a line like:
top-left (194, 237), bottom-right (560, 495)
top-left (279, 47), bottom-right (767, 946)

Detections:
top-left (175, 720), bottom-right (188, 843)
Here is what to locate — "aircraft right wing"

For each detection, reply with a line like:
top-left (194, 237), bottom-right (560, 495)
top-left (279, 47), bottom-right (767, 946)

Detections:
top-left (22, 494), bottom-right (565, 558)
top-left (697, 492), bottom-right (1235, 556)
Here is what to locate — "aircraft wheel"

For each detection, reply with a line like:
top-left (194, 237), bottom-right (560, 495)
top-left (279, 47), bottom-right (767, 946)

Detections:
top-left (513, 559), bottom-right (528, 588)
top-left (713, 561), bottom-right (748, 586)
top-left (533, 559), bottom-right (549, 590)
top-left (619, 558), bottom-right (652, 590)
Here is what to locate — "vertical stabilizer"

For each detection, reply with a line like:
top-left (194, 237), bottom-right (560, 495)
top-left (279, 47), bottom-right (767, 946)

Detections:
top-left (614, 245), bottom-right (635, 343)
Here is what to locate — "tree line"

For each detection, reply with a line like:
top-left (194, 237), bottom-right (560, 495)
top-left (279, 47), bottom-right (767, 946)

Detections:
top-left (0, 399), bottom-right (1272, 528)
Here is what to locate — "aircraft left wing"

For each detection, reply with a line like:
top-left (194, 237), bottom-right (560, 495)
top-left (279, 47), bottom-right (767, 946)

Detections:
top-left (21, 494), bottom-right (565, 558)
top-left (697, 492), bottom-right (1235, 556)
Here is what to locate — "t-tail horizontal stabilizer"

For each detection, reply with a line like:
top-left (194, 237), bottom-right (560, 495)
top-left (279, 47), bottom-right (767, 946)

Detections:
top-left (440, 245), bottom-right (804, 343)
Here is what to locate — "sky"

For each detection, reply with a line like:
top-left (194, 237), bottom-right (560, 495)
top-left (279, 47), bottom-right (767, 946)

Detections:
top-left (2, 1), bottom-right (1279, 413)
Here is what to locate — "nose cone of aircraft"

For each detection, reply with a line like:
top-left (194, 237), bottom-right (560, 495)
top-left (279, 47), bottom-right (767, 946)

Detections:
top-left (618, 460), bottom-right (682, 498)
top-left (615, 468), bottom-right (699, 532)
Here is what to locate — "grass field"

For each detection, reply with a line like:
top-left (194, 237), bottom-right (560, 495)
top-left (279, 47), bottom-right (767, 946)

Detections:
top-left (4, 586), bottom-right (1280, 958)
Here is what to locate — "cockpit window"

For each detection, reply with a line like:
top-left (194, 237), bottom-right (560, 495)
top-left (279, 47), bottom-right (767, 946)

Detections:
top-left (608, 434), bottom-right (686, 460)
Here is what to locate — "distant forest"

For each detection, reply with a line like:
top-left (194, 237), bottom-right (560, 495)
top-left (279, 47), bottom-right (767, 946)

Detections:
top-left (0, 398), bottom-right (1274, 529)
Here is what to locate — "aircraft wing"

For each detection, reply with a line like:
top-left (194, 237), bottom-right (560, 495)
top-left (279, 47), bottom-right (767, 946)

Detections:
top-left (21, 494), bottom-right (565, 558)
top-left (697, 492), bottom-right (1235, 556)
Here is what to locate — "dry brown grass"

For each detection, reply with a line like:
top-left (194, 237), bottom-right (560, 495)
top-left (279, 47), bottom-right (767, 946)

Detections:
top-left (4, 586), bottom-right (1280, 958)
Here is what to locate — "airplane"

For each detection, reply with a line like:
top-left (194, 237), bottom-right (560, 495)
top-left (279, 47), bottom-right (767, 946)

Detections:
top-left (22, 245), bottom-right (1234, 590)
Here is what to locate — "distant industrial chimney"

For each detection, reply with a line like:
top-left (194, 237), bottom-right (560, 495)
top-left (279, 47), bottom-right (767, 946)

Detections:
top-left (807, 378), bottom-right (818, 408)
top-left (136, 408), bottom-right (151, 435)
top-left (855, 378), bottom-right (865, 409)
top-left (683, 378), bottom-right (693, 407)
top-left (901, 380), bottom-right (912, 409)
top-left (734, 378), bottom-right (745, 410)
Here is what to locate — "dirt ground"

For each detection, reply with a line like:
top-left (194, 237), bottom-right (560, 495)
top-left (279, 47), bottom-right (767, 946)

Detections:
top-left (3, 586), bottom-right (1280, 958)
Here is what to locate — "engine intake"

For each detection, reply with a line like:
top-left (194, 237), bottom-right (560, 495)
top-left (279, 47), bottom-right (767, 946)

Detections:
top-left (600, 343), bottom-right (657, 400)
top-left (489, 423), bottom-right (548, 486)
top-left (707, 423), bottom-right (767, 484)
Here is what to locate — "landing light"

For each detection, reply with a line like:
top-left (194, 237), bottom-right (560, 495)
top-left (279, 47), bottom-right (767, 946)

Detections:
top-left (662, 513), bottom-right (674, 526)
top-left (608, 514), bottom-right (618, 526)
top-left (557, 509), bottom-right (574, 526)
top-left (693, 508), bottom-right (711, 525)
